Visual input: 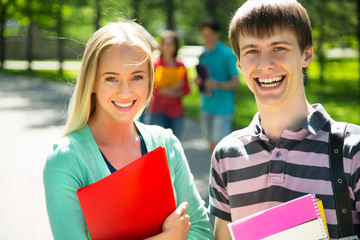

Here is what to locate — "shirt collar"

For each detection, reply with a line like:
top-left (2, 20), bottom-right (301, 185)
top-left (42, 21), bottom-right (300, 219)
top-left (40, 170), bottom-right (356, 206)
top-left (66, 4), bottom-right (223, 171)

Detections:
top-left (300, 104), bottom-right (330, 135)
top-left (249, 104), bottom-right (331, 138)
top-left (205, 41), bottom-right (221, 52)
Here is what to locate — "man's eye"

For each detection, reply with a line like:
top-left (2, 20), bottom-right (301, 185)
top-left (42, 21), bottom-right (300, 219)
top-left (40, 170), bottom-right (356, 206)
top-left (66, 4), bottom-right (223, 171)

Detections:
top-left (106, 77), bottom-right (116, 82)
top-left (132, 75), bottom-right (143, 81)
top-left (247, 49), bottom-right (258, 54)
top-left (274, 47), bottom-right (285, 52)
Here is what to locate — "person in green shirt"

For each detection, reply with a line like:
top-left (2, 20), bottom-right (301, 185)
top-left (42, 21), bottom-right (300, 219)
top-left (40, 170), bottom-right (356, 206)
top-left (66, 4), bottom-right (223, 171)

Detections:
top-left (43, 20), bottom-right (213, 240)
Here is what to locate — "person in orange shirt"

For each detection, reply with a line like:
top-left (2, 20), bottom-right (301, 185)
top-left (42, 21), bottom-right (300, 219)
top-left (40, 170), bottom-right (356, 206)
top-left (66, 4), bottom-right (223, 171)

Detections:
top-left (145, 30), bottom-right (190, 139)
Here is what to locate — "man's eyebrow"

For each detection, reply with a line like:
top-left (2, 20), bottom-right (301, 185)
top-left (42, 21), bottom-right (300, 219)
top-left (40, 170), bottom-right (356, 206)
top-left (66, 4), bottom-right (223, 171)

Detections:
top-left (240, 40), bottom-right (293, 51)
top-left (271, 41), bottom-right (292, 46)
top-left (240, 44), bottom-right (257, 51)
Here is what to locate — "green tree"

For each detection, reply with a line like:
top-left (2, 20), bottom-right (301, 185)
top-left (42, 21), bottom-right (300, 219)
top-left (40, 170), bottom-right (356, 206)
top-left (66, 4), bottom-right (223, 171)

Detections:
top-left (0, 0), bottom-right (15, 69)
top-left (303, 0), bottom-right (358, 83)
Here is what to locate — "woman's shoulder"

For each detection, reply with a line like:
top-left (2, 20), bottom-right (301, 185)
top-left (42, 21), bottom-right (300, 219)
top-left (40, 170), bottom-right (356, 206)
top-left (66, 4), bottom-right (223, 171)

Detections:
top-left (136, 121), bottom-right (173, 138)
top-left (174, 59), bottom-right (185, 67)
top-left (135, 121), bottom-right (179, 150)
top-left (44, 126), bottom-right (93, 169)
top-left (154, 58), bottom-right (163, 67)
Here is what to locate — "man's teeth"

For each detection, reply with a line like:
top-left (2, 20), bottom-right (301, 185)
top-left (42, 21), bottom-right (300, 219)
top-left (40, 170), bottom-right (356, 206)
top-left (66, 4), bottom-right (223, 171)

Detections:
top-left (113, 101), bottom-right (134, 108)
top-left (258, 76), bottom-right (283, 88)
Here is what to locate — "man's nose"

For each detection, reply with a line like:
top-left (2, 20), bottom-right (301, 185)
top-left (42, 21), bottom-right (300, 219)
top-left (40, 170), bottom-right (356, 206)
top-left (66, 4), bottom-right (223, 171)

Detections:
top-left (257, 52), bottom-right (275, 71)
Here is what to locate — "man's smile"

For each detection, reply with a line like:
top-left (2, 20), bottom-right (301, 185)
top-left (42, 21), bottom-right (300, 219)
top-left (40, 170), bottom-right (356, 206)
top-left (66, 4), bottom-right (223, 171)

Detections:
top-left (256, 76), bottom-right (285, 88)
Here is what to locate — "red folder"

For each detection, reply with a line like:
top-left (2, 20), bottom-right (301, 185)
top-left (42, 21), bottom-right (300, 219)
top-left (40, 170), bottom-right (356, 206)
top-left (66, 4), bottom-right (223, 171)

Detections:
top-left (77, 146), bottom-right (176, 240)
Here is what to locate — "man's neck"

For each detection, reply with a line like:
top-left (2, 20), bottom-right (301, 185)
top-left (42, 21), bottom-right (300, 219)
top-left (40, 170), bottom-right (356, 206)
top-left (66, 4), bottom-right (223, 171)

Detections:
top-left (258, 101), bottom-right (314, 143)
top-left (207, 41), bottom-right (218, 51)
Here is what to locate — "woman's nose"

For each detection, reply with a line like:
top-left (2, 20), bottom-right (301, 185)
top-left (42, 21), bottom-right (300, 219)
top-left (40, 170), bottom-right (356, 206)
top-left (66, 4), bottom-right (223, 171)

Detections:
top-left (117, 81), bottom-right (132, 98)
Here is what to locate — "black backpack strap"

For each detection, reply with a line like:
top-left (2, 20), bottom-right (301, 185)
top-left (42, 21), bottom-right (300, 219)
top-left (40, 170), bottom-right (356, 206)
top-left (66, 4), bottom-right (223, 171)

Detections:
top-left (329, 121), bottom-right (355, 238)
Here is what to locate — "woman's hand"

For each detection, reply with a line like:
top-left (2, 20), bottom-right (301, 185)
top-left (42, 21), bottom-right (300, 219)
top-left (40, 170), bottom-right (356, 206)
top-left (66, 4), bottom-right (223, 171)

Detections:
top-left (146, 202), bottom-right (191, 240)
top-left (162, 202), bottom-right (191, 239)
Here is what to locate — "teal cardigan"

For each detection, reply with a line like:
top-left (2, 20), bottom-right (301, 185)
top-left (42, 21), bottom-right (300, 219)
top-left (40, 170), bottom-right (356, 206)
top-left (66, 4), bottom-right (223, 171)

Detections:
top-left (43, 121), bottom-right (213, 239)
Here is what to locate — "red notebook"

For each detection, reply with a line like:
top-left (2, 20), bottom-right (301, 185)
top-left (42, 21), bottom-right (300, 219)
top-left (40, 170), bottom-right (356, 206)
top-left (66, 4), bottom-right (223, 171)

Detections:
top-left (77, 146), bottom-right (176, 240)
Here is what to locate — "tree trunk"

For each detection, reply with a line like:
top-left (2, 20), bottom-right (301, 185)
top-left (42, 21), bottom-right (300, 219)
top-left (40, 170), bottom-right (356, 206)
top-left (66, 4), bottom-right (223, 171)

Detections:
top-left (318, 40), bottom-right (325, 83)
top-left (318, 0), bottom-right (327, 83)
top-left (204, 0), bottom-right (218, 18)
top-left (94, 0), bottom-right (100, 30)
top-left (132, 0), bottom-right (140, 22)
top-left (56, 0), bottom-right (63, 75)
top-left (0, 1), bottom-right (11, 69)
top-left (26, 0), bottom-right (33, 71)
top-left (166, 0), bottom-right (174, 30)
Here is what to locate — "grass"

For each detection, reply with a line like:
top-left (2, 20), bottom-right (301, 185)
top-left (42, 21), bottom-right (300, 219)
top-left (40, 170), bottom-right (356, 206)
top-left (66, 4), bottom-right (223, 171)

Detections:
top-left (1, 58), bottom-right (359, 131)
top-left (305, 59), bottom-right (360, 125)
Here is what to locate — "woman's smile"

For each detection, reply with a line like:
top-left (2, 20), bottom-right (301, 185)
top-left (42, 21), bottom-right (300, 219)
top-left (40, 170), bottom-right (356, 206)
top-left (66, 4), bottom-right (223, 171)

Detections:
top-left (112, 100), bottom-right (136, 109)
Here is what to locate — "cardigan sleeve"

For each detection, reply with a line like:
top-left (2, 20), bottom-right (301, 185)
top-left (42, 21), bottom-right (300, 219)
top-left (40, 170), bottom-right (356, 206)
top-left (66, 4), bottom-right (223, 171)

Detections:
top-left (167, 133), bottom-right (213, 239)
top-left (43, 142), bottom-right (91, 240)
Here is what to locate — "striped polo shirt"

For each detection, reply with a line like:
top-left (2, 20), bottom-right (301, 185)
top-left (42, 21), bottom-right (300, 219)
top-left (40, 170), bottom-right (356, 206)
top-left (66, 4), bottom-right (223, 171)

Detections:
top-left (209, 104), bottom-right (360, 239)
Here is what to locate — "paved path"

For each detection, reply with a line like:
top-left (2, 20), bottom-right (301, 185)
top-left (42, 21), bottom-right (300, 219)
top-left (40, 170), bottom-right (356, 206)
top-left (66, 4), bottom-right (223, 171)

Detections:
top-left (0, 72), bottom-right (211, 239)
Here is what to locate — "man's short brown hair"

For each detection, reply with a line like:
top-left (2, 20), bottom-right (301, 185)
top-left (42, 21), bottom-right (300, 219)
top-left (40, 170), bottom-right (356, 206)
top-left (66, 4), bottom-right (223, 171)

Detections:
top-left (229, 0), bottom-right (313, 59)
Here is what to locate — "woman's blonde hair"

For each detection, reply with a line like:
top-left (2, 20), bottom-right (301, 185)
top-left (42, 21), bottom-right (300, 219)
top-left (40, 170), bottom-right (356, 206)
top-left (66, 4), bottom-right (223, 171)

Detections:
top-left (63, 21), bottom-right (154, 136)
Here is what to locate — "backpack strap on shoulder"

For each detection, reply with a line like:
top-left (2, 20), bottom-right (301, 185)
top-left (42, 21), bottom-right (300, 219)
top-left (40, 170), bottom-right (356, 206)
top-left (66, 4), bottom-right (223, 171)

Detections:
top-left (329, 121), bottom-right (355, 238)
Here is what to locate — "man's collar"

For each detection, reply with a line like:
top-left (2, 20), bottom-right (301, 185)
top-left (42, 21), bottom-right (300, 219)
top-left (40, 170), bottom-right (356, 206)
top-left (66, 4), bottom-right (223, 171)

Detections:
top-left (206, 41), bottom-right (220, 52)
top-left (250, 104), bottom-right (330, 138)
top-left (300, 104), bottom-right (330, 135)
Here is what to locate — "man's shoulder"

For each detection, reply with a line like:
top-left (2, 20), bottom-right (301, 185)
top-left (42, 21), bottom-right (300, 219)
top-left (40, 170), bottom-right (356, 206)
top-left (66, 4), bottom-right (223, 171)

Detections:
top-left (214, 126), bottom-right (258, 160)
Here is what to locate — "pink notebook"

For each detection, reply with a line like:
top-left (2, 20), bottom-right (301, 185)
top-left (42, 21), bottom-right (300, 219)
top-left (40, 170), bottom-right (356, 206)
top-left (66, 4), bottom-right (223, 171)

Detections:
top-left (228, 194), bottom-right (322, 240)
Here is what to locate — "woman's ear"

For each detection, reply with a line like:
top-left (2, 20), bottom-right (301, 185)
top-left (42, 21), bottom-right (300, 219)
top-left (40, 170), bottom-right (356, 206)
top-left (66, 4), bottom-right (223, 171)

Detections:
top-left (302, 46), bottom-right (314, 68)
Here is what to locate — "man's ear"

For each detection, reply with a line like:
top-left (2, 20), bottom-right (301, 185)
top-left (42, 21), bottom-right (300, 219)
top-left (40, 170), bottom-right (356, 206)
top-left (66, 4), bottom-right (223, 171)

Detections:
top-left (302, 46), bottom-right (313, 68)
top-left (237, 61), bottom-right (243, 73)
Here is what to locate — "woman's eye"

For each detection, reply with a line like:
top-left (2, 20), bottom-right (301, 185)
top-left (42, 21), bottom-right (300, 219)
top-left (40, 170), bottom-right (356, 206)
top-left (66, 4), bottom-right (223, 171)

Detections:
top-left (132, 75), bottom-right (143, 81)
top-left (106, 77), bottom-right (116, 82)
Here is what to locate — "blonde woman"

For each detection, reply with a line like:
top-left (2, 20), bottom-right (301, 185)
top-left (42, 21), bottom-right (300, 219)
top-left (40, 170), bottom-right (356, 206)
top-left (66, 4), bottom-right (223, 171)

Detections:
top-left (43, 21), bottom-right (212, 240)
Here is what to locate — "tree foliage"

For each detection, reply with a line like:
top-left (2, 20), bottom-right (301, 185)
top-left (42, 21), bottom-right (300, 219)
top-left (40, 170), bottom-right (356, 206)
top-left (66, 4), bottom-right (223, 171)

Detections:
top-left (0, 0), bottom-right (358, 67)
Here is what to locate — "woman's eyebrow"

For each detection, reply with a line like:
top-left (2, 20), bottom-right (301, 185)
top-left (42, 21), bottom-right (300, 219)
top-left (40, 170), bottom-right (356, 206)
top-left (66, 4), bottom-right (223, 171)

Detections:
top-left (132, 70), bottom-right (146, 74)
top-left (101, 72), bottom-right (119, 76)
top-left (100, 70), bottom-right (146, 77)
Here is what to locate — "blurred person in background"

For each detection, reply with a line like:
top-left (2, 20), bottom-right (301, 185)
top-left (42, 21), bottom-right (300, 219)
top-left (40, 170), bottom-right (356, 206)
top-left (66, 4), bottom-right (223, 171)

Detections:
top-left (195, 18), bottom-right (240, 154)
top-left (144, 30), bottom-right (190, 139)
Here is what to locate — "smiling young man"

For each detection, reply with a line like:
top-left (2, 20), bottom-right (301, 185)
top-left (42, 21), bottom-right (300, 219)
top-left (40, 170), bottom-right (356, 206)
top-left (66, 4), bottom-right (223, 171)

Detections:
top-left (208, 0), bottom-right (360, 239)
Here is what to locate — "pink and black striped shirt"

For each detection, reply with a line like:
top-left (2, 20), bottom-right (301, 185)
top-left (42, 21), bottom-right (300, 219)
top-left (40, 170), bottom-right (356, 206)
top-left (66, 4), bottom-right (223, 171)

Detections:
top-left (209, 104), bottom-right (360, 239)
